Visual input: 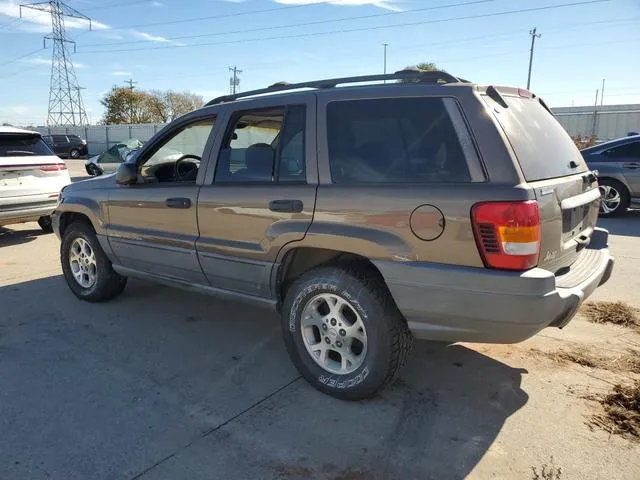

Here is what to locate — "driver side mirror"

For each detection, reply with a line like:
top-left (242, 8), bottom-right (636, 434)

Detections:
top-left (116, 162), bottom-right (138, 185)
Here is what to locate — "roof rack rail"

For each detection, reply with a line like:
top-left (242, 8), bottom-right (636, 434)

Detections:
top-left (205, 69), bottom-right (467, 106)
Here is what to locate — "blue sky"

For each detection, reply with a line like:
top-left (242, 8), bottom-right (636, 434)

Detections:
top-left (0, 0), bottom-right (639, 125)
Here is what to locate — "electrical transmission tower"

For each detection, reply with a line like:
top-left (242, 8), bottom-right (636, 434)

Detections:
top-left (229, 66), bottom-right (242, 95)
top-left (20, 1), bottom-right (92, 126)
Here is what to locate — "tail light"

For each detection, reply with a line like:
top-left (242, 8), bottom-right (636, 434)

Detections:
top-left (471, 201), bottom-right (541, 271)
top-left (40, 163), bottom-right (67, 172)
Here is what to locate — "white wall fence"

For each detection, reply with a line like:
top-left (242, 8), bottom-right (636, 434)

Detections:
top-left (552, 104), bottom-right (640, 141)
top-left (34, 124), bottom-right (167, 156)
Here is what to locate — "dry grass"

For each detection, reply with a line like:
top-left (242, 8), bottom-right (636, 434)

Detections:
top-left (531, 457), bottom-right (563, 480)
top-left (580, 301), bottom-right (640, 329)
top-left (531, 346), bottom-right (640, 374)
top-left (589, 381), bottom-right (640, 441)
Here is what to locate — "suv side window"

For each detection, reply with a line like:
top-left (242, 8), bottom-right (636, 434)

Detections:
top-left (327, 97), bottom-right (471, 183)
top-left (138, 118), bottom-right (215, 183)
top-left (215, 105), bottom-right (306, 183)
top-left (606, 141), bottom-right (640, 159)
top-left (52, 135), bottom-right (68, 143)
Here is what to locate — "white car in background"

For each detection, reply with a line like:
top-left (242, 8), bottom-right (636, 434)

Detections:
top-left (0, 126), bottom-right (71, 232)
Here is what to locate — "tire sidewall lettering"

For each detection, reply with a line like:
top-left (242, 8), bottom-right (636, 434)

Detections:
top-left (288, 277), bottom-right (374, 391)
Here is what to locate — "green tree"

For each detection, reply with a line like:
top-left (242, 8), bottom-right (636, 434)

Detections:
top-left (100, 87), bottom-right (154, 124)
top-left (100, 87), bottom-right (204, 124)
top-left (398, 62), bottom-right (444, 83)
top-left (146, 90), bottom-right (204, 123)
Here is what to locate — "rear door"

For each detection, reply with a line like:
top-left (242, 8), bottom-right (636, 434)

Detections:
top-left (51, 135), bottom-right (69, 154)
top-left (483, 90), bottom-right (599, 273)
top-left (196, 94), bottom-right (317, 297)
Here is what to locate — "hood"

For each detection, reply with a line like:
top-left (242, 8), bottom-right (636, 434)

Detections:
top-left (63, 172), bottom-right (115, 193)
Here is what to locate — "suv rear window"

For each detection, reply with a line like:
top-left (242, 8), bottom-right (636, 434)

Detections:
top-left (0, 134), bottom-right (54, 157)
top-left (486, 95), bottom-right (588, 181)
top-left (327, 97), bottom-right (471, 183)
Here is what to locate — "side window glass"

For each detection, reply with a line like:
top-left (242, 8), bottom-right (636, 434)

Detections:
top-left (215, 105), bottom-right (306, 183)
top-left (139, 118), bottom-right (215, 183)
top-left (606, 142), bottom-right (640, 158)
top-left (277, 105), bottom-right (306, 182)
top-left (327, 97), bottom-right (471, 184)
top-left (52, 135), bottom-right (67, 143)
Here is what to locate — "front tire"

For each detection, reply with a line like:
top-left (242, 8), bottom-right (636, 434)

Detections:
top-left (70, 148), bottom-right (80, 159)
top-left (38, 215), bottom-right (53, 233)
top-left (282, 265), bottom-right (413, 400)
top-left (599, 178), bottom-right (629, 217)
top-left (60, 221), bottom-right (127, 302)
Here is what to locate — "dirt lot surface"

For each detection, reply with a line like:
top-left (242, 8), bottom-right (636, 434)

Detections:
top-left (1, 166), bottom-right (639, 479)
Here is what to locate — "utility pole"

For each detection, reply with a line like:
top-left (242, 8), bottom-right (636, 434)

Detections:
top-left (21, 1), bottom-right (91, 126)
top-left (591, 89), bottom-right (599, 137)
top-left (383, 43), bottom-right (388, 83)
top-left (600, 78), bottom-right (605, 106)
top-left (526, 27), bottom-right (541, 90)
top-left (229, 66), bottom-right (242, 95)
top-left (124, 78), bottom-right (137, 91)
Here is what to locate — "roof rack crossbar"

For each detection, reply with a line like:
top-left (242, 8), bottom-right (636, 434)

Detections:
top-left (206, 70), bottom-right (465, 106)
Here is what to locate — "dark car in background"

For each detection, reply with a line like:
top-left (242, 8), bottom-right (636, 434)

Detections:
top-left (581, 134), bottom-right (640, 216)
top-left (42, 134), bottom-right (88, 159)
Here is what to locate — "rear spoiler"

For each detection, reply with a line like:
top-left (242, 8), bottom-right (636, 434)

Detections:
top-left (480, 85), bottom-right (552, 113)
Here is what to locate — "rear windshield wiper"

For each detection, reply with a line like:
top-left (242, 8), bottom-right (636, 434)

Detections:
top-left (5, 150), bottom-right (35, 155)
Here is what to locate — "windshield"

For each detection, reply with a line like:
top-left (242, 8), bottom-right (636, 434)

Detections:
top-left (0, 134), bottom-right (54, 157)
top-left (484, 95), bottom-right (588, 181)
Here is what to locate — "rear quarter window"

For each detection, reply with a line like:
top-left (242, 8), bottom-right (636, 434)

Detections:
top-left (485, 95), bottom-right (588, 181)
top-left (327, 97), bottom-right (472, 183)
top-left (0, 135), bottom-right (54, 157)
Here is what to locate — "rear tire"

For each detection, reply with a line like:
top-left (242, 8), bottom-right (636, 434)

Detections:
top-left (282, 265), bottom-right (413, 400)
top-left (60, 221), bottom-right (127, 302)
top-left (86, 163), bottom-right (101, 176)
top-left (37, 215), bottom-right (53, 233)
top-left (598, 178), bottom-right (629, 217)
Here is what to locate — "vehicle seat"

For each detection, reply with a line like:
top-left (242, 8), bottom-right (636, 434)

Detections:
top-left (235, 143), bottom-right (274, 181)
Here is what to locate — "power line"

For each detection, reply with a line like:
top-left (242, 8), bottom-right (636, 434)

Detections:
top-left (83, 0), bottom-right (151, 12)
top-left (82, 0), bottom-right (494, 48)
top-left (74, 0), bottom-right (611, 55)
top-left (0, 47), bottom-right (45, 67)
top-left (116, 2), bottom-right (327, 30)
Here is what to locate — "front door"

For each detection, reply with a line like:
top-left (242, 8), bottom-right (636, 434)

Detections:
top-left (107, 116), bottom-right (217, 284)
top-left (197, 95), bottom-right (317, 297)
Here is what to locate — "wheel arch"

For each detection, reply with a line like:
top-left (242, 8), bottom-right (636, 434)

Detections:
top-left (274, 246), bottom-right (398, 310)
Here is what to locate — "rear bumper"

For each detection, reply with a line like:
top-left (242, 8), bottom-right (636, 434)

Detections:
top-left (0, 195), bottom-right (59, 227)
top-left (374, 228), bottom-right (614, 344)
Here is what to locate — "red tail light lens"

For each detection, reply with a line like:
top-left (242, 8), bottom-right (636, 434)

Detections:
top-left (471, 201), bottom-right (541, 271)
top-left (40, 163), bottom-right (67, 172)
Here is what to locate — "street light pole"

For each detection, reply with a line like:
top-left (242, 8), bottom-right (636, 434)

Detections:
top-left (383, 43), bottom-right (388, 83)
